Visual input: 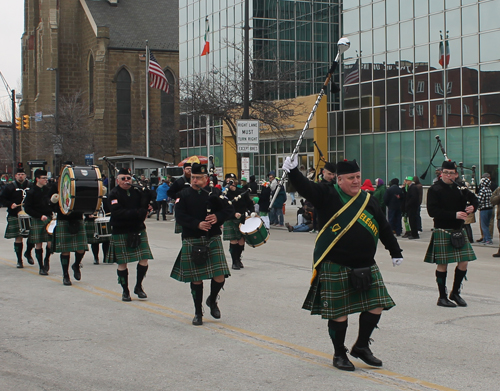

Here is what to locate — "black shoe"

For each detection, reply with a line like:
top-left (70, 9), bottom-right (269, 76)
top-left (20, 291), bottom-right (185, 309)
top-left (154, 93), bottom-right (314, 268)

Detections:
top-left (232, 263), bottom-right (240, 270)
top-left (333, 354), bottom-right (355, 371)
top-left (408, 236), bottom-right (420, 240)
top-left (206, 296), bottom-right (221, 319)
top-left (437, 297), bottom-right (457, 307)
top-left (493, 251), bottom-right (500, 258)
top-left (476, 238), bottom-right (483, 242)
top-left (238, 261), bottom-right (244, 269)
top-left (94, 258), bottom-right (99, 265)
top-left (163, 216), bottom-right (167, 221)
top-left (134, 285), bottom-right (147, 299)
top-left (39, 268), bottom-right (48, 276)
top-left (63, 275), bottom-right (72, 286)
top-left (122, 291), bottom-right (132, 302)
top-left (285, 222), bottom-right (293, 232)
top-left (350, 345), bottom-right (383, 367)
top-left (25, 251), bottom-right (35, 265)
top-left (16, 261), bottom-right (23, 268)
top-left (192, 314), bottom-right (203, 326)
top-left (449, 292), bottom-right (467, 307)
top-left (402, 233), bottom-right (410, 238)
top-left (72, 263), bottom-right (81, 281)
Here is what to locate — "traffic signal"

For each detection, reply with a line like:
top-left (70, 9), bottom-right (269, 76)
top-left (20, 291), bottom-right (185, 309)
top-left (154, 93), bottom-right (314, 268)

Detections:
top-left (23, 115), bottom-right (30, 130)
top-left (15, 117), bottom-right (21, 131)
top-left (17, 162), bottom-right (23, 170)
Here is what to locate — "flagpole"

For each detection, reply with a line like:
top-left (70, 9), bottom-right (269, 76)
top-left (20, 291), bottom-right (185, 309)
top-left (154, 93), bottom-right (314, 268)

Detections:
top-left (145, 40), bottom-right (150, 157)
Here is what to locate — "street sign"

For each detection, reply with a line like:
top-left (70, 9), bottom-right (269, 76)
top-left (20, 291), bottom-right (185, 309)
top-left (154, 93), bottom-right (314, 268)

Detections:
top-left (241, 157), bottom-right (250, 170)
top-left (35, 112), bottom-right (42, 122)
top-left (236, 120), bottom-right (259, 144)
top-left (85, 153), bottom-right (94, 166)
top-left (237, 145), bottom-right (259, 153)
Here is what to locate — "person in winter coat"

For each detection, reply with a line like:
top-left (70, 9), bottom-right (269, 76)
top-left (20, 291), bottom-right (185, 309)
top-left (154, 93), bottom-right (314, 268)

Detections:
top-left (372, 178), bottom-right (386, 216)
top-left (384, 178), bottom-right (403, 236)
top-left (155, 180), bottom-right (170, 221)
top-left (477, 176), bottom-right (493, 244)
top-left (270, 185), bottom-right (287, 227)
top-left (361, 179), bottom-right (374, 193)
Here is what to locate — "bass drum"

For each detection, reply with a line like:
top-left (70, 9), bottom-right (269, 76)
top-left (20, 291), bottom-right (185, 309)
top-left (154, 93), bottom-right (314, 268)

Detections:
top-left (59, 165), bottom-right (104, 215)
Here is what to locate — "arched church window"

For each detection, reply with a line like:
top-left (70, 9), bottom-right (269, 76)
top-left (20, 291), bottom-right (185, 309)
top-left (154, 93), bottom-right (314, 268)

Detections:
top-left (116, 68), bottom-right (131, 150)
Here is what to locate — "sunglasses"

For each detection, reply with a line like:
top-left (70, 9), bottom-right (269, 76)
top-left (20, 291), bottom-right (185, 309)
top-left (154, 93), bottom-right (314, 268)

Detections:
top-left (119, 176), bottom-right (132, 180)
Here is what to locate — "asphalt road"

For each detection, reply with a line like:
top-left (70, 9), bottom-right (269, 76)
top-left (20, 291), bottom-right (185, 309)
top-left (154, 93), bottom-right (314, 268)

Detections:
top-left (1, 203), bottom-right (499, 391)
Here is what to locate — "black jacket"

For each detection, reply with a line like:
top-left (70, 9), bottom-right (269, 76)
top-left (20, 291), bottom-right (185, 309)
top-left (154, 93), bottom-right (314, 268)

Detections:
top-left (384, 184), bottom-right (403, 211)
top-left (176, 186), bottom-right (234, 239)
top-left (226, 187), bottom-right (254, 217)
top-left (167, 175), bottom-right (190, 199)
top-left (405, 184), bottom-right (421, 211)
top-left (108, 185), bottom-right (148, 234)
top-left (0, 180), bottom-right (31, 217)
top-left (24, 184), bottom-right (56, 219)
top-left (427, 179), bottom-right (478, 230)
top-left (258, 186), bottom-right (271, 213)
top-left (289, 167), bottom-right (402, 268)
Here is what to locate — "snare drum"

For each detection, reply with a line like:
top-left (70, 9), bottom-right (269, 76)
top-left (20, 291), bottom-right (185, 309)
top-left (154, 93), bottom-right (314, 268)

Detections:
top-left (46, 219), bottom-right (57, 235)
top-left (18, 212), bottom-right (31, 237)
top-left (59, 165), bottom-right (104, 215)
top-left (239, 216), bottom-right (269, 248)
top-left (94, 217), bottom-right (111, 239)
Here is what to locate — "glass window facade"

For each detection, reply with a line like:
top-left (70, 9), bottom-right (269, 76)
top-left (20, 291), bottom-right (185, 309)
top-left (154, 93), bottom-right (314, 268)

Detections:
top-left (334, 0), bottom-right (500, 185)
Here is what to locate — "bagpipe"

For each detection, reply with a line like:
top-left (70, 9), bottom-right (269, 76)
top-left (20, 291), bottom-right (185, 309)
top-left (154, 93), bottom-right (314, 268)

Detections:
top-left (420, 135), bottom-right (476, 191)
top-left (269, 37), bottom-right (351, 208)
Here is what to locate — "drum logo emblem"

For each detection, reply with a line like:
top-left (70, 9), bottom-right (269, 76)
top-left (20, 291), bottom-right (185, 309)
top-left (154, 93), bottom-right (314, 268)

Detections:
top-left (81, 170), bottom-right (89, 176)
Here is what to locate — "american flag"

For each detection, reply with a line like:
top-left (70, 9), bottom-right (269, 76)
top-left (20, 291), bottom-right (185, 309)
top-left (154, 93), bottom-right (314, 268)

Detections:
top-left (344, 59), bottom-right (360, 87)
top-left (148, 52), bottom-right (170, 94)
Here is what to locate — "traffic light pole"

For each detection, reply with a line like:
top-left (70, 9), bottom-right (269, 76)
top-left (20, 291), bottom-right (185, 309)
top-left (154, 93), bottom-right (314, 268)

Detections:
top-left (11, 89), bottom-right (16, 174)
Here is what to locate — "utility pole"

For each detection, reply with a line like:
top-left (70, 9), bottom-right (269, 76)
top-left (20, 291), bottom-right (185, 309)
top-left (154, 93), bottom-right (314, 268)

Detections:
top-left (11, 89), bottom-right (16, 174)
top-left (242, 0), bottom-right (249, 120)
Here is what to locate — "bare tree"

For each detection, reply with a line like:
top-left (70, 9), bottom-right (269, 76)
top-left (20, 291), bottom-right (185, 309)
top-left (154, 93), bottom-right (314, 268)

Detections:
top-left (149, 116), bottom-right (179, 164)
top-left (180, 45), bottom-right (305, 156)
top-left (36, 91), bottom-right (100, 166)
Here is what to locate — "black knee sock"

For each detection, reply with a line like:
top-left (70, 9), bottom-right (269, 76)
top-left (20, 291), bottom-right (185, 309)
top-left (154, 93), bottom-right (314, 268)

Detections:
top-left (102, 241), bottom-right (110, 261)
top-left (60, 255), bottom-right (70, 276)
top-left (117, 269), bottom-right (129, 294)
top-left (35, 248), bottom-right (44, 269)
top-left (74, 252), bottom-right (85, 267)
top-left (328, 319), bottom-right (348, 357)
top-left (355, 312), bottom-right (381, 348)
top-left (238, 244), bottom-right (245, 260)
top-left (44, 245), bottom-right (51, 261)
top-left (91, 243), bottom-right (100, 260)
top-left (229, 243), bottom-right (238, 264)
top-left (452, 268), bottom-right (467, 294)
top-left (436, 270), bottom-right (448, 298)
top-left (25, 242), bottom-right (34, 256)
top-left (14, 242), bottom-right (23, 262)
top-left (209, 279), bottom-right (225, 302)
top-left (190, 282), bottom-right (203, 315)
top-left (136, 264), bottom-right (148, 288)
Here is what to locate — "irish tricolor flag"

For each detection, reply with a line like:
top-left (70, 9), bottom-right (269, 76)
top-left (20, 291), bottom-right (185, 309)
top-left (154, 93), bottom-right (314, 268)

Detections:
top-left (201, 18), bottom-right (210, 56)
top-left (439, 37), bottom-right (450, 67)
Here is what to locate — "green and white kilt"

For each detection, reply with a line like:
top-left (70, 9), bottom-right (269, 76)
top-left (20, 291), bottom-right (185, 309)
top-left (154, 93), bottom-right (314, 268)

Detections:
top-left (85, 220), bottom-right (110, 244)
top-left (28, 218), bottom-right (51, 244)
top-left (223, 219), bottom-right (243, 241)
top-left (170, 235), bottom-right (230, 283)
top-left (424, 228), bottom-right (476, 264)
top-left (4, 215), bottom-right (21, 239)
top-left (52, 220), bottom-right (88, 253)
top-left (104, 230), bottom-right (153, 265)
top-left (302, 262), bottom-right (395, 319)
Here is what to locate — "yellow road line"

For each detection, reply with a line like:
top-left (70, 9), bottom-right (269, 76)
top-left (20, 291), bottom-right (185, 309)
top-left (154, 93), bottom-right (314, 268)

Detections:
top-left (0, 257), bottom-right (458, 391)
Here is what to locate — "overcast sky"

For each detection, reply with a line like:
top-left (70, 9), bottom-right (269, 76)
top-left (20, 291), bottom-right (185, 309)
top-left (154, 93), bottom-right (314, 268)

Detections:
top-left (0, 1), bottom-right (24, 121)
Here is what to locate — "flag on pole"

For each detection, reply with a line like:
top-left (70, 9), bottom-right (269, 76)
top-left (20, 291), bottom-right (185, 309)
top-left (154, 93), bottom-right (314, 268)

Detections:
top-left (148, 52), bottom-right (170, 93)
top-left (343, 59), bottom-right (359, 92)
top-left (439, 36), bottom-right (450, 67)
top-left (201, 18), bottom-right (210, 56)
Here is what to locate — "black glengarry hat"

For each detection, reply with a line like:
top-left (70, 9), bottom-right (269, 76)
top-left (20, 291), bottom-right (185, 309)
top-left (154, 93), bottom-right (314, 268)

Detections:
top-left (16, 167), bottom-right (25, 174)
top-left (336, 159), bottom-right (360, 175)
top-left (442, 160), bottom-right (457, 171)
top-left (118, 168), bottom-right (130, 176)
top-left (191, 163), bottom-right (207, 175)
top-left (324, 161), bottom-right (336, 173)
top-left (34, 169), bottom-right (47, 178)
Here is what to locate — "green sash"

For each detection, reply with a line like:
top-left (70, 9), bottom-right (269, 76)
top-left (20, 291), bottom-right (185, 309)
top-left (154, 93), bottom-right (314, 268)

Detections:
top-left (310, 190), bottom-right (371, 284)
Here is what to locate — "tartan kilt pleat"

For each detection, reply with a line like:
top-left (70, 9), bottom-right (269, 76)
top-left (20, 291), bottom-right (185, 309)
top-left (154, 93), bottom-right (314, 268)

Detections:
top-left (4, 216), bottom-right (21, 239)
top-left (52, 220), bottom-right (88, 253)
top-left (104, 230), bottom-right (153, 264)
top-left (302, 262), bottom-right (395, 319)
top-left (28, 218), bottom-right (52, 244)
top-left (424, 228), bottom-right (476, 264)
top-left (223, 219), bottom-right (242, 241)
top-left (85, 220), bottom-right (109, 244)
top-left (170, 235), bottom-right (230, 282)
top-left (174, 220), bottom-right (183, 234)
